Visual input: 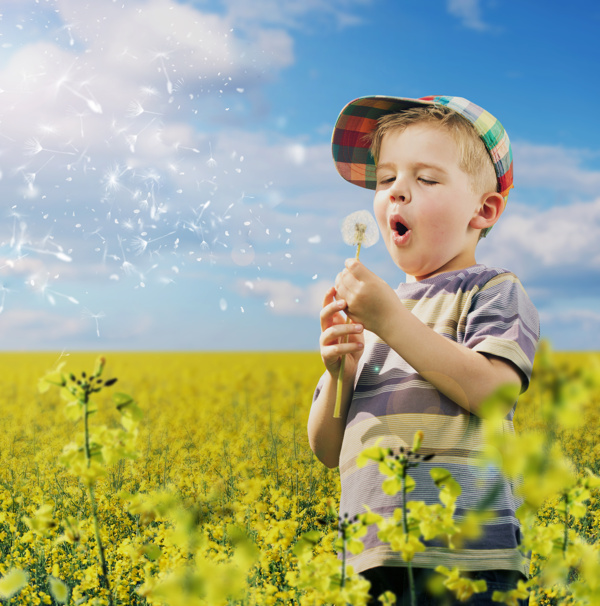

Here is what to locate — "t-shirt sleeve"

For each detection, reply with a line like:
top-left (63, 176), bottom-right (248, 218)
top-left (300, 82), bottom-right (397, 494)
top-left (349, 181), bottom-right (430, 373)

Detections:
top-left (463, 272), bottom-right (540, 392)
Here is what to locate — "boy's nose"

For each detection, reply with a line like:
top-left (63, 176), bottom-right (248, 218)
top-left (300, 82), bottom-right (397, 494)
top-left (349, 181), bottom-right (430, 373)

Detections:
top-left (388, 176), bottom-right (409, 203)
top-left (389, 189), bottom-right (409, 204)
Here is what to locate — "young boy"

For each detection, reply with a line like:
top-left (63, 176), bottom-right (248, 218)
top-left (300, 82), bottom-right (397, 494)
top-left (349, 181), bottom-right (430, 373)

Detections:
top-left (308, 95), bottom-right (539, 605)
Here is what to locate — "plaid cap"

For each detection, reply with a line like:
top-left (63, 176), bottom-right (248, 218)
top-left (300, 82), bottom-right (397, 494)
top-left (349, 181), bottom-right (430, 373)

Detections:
top-left (332, 95), bottom-right (513, 201)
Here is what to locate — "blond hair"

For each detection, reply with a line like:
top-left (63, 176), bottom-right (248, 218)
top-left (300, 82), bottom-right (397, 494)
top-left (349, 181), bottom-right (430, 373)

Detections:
top-left (367, 105), bottom-right (498, 195)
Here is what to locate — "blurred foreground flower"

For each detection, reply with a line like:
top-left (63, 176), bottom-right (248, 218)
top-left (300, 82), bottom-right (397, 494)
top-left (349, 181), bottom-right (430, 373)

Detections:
top-left (0, 569), bottom-right (29, 600)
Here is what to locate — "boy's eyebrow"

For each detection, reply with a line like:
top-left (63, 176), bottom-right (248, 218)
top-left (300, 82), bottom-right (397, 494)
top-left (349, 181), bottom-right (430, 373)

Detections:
top-left (376, 161), bottom-right (449, 175)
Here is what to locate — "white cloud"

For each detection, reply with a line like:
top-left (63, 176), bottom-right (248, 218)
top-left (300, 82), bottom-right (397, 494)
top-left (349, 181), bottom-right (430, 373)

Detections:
top-left (480, 196), bottom-right (600, 273)
top-left (540, 308), bottom-right (600, 325)
top-left (0, 308), bottom-right (84, 347)
top-left (514, 142), bottom-right (600, 196)
top-left (238, 277), bottom-right (331, 316)
top-left (446, 0), bottom-right (489, 31)
top-left (220, 0), bottom-right (371, 31)
top-left (0, 0), bottom-right (294, 172)
top-left (538, 307), bottom-right (600, 349)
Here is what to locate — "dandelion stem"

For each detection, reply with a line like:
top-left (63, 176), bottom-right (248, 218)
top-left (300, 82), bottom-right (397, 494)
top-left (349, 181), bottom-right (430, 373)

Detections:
top-left (333, 244), bottom-right (362, 418)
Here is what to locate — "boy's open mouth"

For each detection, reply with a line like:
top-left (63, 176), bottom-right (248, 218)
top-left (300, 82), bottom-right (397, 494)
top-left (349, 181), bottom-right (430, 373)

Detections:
top-left (389, 214), bottom-right (411, 245)
top-left (395, 222), bottom-right (408, 236)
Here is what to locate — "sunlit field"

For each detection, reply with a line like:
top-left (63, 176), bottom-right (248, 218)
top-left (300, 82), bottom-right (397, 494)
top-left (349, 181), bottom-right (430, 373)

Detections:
top-left (0, 350), bottom-right (599, 605)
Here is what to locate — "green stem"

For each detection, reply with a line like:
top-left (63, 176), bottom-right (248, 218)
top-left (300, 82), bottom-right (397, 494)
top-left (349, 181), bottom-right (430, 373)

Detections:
top-left (562, 491), bottom-right (569, 558)
top-left (82, 389), bottom-right (114, 606)
top-left (401, 462), bottom-right (416, 606)
top-left (333, 244), bottom-right (362, 419)
top-left (340, 529), bottom-right (347, 590)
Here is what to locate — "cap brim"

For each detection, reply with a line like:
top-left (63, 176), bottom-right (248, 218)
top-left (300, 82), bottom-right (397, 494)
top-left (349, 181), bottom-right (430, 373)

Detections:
top-left (332, 95), bottom-right (437, 190)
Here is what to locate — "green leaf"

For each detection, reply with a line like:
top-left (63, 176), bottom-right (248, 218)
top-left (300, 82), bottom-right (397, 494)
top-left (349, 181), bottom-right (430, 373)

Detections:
top-left (142, 544), bottom-right (162, 562)
top-left (64, 400), bottom-right (84, 422)
top-left (114, 392), bottom-right (134, 408)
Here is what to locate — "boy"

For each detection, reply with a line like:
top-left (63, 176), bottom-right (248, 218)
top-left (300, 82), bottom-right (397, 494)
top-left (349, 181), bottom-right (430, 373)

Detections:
top-left (307, 95), bottom-right (539, 605)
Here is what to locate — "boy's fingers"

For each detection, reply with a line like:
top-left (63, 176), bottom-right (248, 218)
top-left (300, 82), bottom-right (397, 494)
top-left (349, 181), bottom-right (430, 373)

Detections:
top-left (322, 286), bottom-right (336, 308)
top-left (320, 296), bottom-right (346, 322)
top-left (320, 323), bottom-right (363, 347)
top-left (321, 341), bottom-right (364, 362)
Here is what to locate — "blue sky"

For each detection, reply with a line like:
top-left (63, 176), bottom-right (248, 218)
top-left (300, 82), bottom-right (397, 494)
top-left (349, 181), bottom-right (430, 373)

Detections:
top-left (0, 0), bottom-right (599, 351)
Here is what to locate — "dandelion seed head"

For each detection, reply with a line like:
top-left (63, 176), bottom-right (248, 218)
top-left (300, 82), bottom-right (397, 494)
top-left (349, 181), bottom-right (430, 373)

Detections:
top-left (340, 210), bottom-right (379, 248)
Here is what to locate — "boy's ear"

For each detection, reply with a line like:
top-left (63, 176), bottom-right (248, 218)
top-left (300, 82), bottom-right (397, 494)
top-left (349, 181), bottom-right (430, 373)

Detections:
top-left (469, 192), bottom-right (506, 231)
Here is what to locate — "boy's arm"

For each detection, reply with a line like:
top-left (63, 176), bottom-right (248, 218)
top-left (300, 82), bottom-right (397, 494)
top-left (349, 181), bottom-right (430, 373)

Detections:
top-left (307, 372), bottom-right (353, 468)
top-left (379, 306), bottom-right (522, 415)
top-left (336, 259), bottom-right (523, 416)
top-left (307, 287), bottom-right (364, 468)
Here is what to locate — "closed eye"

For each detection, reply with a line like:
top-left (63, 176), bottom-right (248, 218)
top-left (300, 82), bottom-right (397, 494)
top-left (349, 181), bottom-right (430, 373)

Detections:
top-left (419, 177), bottom-right (438, 185)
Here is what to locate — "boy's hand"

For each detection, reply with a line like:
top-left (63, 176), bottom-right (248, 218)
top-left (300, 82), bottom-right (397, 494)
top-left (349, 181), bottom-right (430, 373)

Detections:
top-left (335, 258), bottom-right (400, 335)
top-left (320, 286), bottom-right (364, 379)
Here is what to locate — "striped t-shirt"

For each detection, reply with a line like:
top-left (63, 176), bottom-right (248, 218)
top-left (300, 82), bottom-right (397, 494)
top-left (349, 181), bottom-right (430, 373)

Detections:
top-left (314, 264), bottom-right (539, 576)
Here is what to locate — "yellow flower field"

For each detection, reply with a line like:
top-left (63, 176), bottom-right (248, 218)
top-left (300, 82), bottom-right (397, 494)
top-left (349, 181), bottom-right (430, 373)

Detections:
top-left (0, 349), bottom-right (599, 605)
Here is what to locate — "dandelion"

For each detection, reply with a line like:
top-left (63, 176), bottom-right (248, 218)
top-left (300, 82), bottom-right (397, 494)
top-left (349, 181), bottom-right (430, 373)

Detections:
top-left (334, 210), bottom-right (379, 418)
top-left (340, 209), bottom-right (379, 252)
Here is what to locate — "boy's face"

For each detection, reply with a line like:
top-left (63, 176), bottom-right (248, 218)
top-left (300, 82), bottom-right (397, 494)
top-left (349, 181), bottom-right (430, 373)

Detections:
top-left (373, 123), bottom-right (484, 281)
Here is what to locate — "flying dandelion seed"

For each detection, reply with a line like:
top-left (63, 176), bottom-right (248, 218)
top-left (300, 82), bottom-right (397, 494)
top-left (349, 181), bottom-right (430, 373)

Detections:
top-left (23, 138), bottom-right (44, 156)
top-left (0, 284), bottom-right (10, 314)
top-left (118, 235), bottom-right (137, 276)
top-left (24, 246), bottom-right (73, 263)
top-left (28, 275), bottom-right (79, 306)
top-left (151, 52), bottom-right (174, 94)
top-left (127, 101), bottom-right (146, 118)
top-left (23, 137), bottom-right (77, 157)
top-left (207, 142), bottom-right (217, 167)
top-left (62, 83), bottom-right (103, 114)
top-left (103, 165), bottom-right (130, 192)
top-left (82, 308), bottom-right (106, 337)
top-left (130, 231), bottom-right (176, 256)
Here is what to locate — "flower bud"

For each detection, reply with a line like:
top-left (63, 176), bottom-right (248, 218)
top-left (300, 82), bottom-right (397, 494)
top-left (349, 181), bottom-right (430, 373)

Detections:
top-left (93, 356), bottom-right (106, 377)
top-left (412, 430), bottom-right (424, 453)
